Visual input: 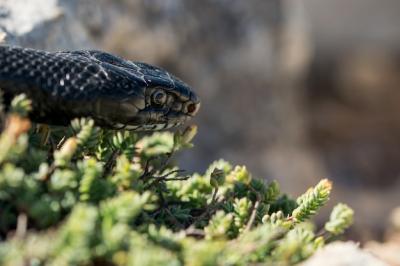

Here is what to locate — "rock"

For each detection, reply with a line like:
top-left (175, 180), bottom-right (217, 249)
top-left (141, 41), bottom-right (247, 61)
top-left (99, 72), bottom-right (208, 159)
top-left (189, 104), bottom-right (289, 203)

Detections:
top-left (364, 207), bottom-right (400, 265)
top-left (0, 0), bottom-right (61, 36)
top-left (302, 242), bottom-right (387, 266)
top-left (0, 0), bottom-right (95, 50)
top-left (366, 241), bottom-right (400, 266)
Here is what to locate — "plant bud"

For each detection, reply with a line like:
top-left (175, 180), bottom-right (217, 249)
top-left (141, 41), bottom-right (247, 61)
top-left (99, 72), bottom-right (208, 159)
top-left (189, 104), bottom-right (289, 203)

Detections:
top-left (262, 214), bottom-right (270, 224)
top-left (181, 125), bottom-right (198, 144)
top-left (210, 168), bottom-right (225, 188)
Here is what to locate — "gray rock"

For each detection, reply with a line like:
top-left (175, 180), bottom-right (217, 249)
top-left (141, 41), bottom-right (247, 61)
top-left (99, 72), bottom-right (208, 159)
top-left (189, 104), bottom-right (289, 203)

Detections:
top-left (0, 0), bottom-right (95, 50)
top-left (302, 242), bottom-right (388, 266)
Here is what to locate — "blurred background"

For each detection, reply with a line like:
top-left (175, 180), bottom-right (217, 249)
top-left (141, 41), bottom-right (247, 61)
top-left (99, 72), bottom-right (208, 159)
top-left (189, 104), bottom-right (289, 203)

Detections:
top-left (1, 0), bottom-right (399, 243)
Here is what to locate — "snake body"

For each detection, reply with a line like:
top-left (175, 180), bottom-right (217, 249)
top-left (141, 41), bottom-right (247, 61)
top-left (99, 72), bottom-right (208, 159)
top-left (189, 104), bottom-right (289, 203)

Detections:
top-left (0, 46), bottom-right (200, 130)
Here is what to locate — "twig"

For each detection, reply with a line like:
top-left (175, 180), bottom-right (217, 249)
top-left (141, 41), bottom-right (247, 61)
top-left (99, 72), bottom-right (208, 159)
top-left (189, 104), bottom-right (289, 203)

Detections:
top-left (159, 151), bottom-right (175, 172)
top-left (48, 134), bottom-right (57, 154)
top-left (139, 157), bottom-right (156, 179)
top-left (189, 188), bottom-right (220, 228)
top-left (139, 152), bottom-right (173, 180)
top-left (102, 149), bottom-right (120, 178)
top-left (56, 136), bottom-right (66, 150)
top-left (211, 187), bottom-right (218, 204)
top-left (39, 124), bottom-right (50, 146)
top-left (165, 176), bottom-right (191, 182)
top-left (164, 206), bottom-right (184, 229)
top-left (244, 185), bottom-right (262, 232)
top-left (315, 228), bottom-right (337, 243)
top-left (15, 213), bottom-right (28, 239)
top-left (41, 163), bottom-right (56, 181)
top-left (185, 227), bottom-right (205, 238)
top-left (144, 169), bottom-right (185, 189)
top-left (244, 199), bottom-right (261, 232)
top-left (153, 189), bottom-right (184, 229)
top-left (138, 142), bottom-right (180, 187)
top-left (316, 228), bottom-right (327, 238)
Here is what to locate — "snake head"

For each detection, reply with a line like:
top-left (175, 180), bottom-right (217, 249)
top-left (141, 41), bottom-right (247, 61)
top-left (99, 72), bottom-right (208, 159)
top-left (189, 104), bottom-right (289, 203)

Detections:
top-left (113, 61), bottom-right (200, 131)
top-left (76, 51), bottom-right (200, 131)
top-left (135, 84), bottom-right (200, 131)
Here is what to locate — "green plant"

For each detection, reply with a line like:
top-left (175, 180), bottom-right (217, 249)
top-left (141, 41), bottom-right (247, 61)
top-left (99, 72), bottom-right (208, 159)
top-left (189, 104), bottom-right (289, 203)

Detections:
top-left (0, 94), bottom-right (354, 266)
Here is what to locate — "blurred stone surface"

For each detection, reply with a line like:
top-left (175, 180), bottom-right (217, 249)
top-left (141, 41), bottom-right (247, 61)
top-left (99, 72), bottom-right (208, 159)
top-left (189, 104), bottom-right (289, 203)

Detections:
top-left (0, 0), bottom-right (61, 36)
top-left (0, 0), bottom-right (96, 50)
top-left (304, 0), bottom-right (400, 53)
top-left (306, 49), bottom-right (400, 187)
top-left (366, 241), bottom-right (400, 266)
top-left (303, 0), bottom-right (400, 188)
top-left (365, 207), bottom-right (400, 265)
top-left (302, 242), bottom-right (387, 266)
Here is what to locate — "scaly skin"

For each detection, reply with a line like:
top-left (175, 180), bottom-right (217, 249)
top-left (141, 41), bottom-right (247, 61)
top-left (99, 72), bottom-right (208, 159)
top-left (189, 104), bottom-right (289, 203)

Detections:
top-left (0, 46), bottom-right (200, 130)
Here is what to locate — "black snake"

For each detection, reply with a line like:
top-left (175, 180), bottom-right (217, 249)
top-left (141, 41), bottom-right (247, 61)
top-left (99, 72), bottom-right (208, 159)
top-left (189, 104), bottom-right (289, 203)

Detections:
top-left (0, 45), bottom-right (200, 131)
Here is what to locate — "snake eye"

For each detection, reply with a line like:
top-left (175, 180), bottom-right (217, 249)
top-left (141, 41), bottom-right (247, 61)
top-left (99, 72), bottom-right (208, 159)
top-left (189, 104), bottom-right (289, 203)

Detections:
top-left (152, 90), bottom-right (167, 106)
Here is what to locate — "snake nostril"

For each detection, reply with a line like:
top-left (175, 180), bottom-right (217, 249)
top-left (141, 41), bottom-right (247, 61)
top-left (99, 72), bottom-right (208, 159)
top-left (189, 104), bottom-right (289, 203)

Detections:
top-left (187, 103), bottom-right (196, 113)
top-left (186, 102), bottom-right (199, 115)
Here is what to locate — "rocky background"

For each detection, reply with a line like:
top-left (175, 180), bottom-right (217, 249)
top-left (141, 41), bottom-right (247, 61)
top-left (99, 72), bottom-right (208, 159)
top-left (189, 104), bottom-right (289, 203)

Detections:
top-left (1, 0), bottom-right (399, 260)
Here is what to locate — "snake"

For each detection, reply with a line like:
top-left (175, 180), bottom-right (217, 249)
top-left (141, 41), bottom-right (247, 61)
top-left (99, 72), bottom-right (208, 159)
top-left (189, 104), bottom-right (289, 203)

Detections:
top-left (0, 45), bottom-right (200, 131)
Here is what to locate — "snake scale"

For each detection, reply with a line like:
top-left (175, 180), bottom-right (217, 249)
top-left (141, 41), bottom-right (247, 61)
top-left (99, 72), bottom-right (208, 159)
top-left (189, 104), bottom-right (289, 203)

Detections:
top-left (0, 45), bottom-right (200, 131)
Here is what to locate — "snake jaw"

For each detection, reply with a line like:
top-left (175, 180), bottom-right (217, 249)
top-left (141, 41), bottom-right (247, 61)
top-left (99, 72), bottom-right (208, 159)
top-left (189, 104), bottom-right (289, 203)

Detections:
top-left (126, 107), bottom-right (190, 131)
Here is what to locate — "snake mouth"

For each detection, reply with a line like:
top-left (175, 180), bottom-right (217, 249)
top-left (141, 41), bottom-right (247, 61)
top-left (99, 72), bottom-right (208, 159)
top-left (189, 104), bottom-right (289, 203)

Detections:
top-left (110, 107), bottom-right (192, 131)
top-left (107, 83), bottom-right (200, 131)
top-left (120, 88), bottom-right (200, 131)
top-left (99, 93), bottom-right (199, 131)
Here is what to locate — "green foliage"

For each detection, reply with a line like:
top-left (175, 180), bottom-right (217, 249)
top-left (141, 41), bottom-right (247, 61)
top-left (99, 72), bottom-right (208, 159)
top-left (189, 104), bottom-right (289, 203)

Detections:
top-left (9, 94), bottom-right (32, 117)
top-left (292, 179), bottom-right (332, 223)
top-left (324, 203), bottom-right (354, 235)
top-left (71, 118), bottom-right (101, 151)
top-left (0, 94), bottom-right (354, 265)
